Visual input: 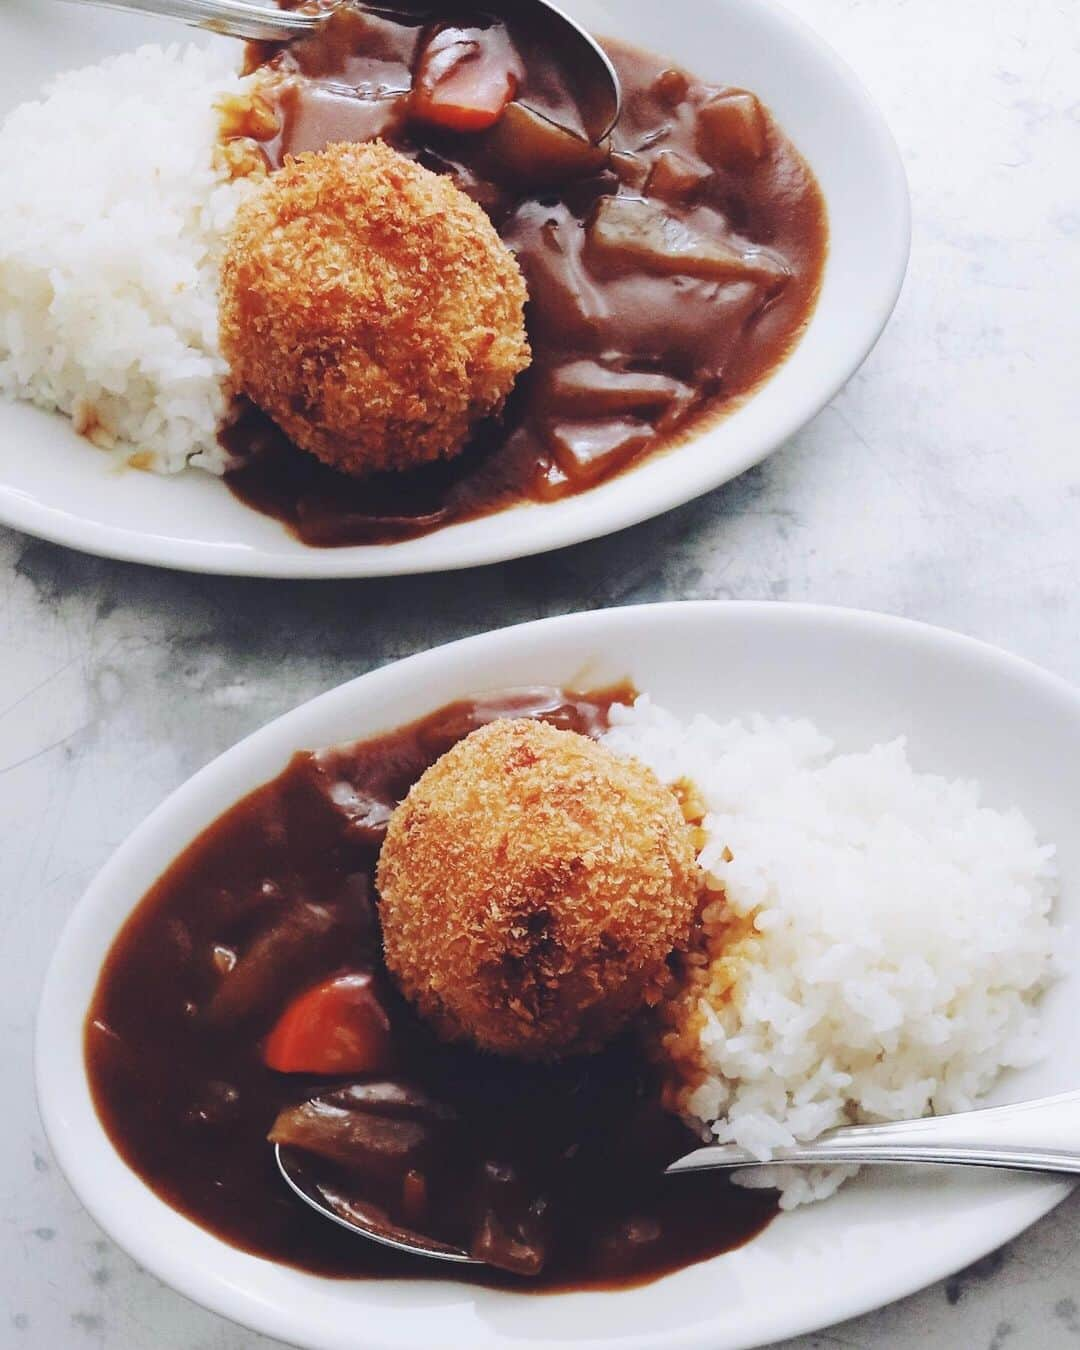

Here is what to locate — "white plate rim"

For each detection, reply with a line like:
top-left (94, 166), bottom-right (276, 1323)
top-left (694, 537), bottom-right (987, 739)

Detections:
top-left (0, 0), bottom-right (911, 579)
top-left (35, 602), bottom-right (1078, 1350)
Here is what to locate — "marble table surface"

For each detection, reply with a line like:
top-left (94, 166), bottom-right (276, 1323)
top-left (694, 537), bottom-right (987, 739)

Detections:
top-left (3, 0), bottom-right (1079, 1345)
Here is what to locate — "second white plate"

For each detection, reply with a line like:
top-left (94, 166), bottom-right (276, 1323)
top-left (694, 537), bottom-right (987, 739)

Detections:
top-left (0, 0), bottom-right (908, 577)
top-left (37, 603), bottom-right (1079, 1349)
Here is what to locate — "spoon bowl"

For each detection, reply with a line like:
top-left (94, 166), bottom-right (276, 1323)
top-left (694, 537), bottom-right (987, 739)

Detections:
top-left (275, 1144), bottom-right (482, 1266)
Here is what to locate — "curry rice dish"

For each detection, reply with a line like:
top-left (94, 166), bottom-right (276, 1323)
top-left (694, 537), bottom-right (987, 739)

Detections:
top-left (86, 688), bottom-right (1057, 1284)
top-left (0, 7), bottom-right (828, 546)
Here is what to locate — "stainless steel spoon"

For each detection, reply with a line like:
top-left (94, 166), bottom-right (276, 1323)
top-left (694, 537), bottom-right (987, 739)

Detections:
top-left (57, 0), bottom-right (622, 140)
top-left (59, 0), bottom-right (320, 39)
top-left (666, 1088), bottom-right (1080, 1177)
top-left (278, 1089), bottom-right (1080, 1269)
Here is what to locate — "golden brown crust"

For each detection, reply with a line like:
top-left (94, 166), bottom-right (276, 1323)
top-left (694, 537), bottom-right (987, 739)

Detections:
top-left (376, 718), bottom-right (701, 1060)
top-left (219, 140), bottom-right (531, 475)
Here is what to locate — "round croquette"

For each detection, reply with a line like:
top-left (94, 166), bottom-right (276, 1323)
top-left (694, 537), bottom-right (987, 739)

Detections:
top-left (376, 718), bottom-right (701, 1060)
top-left (219, 140), bottom-right (531, 475)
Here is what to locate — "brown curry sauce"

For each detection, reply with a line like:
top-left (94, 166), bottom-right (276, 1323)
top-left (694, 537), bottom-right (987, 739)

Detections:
top-left (220, 10), bottom-right (828, 546)
top-left (86, 687), bottom-right (777, 1291)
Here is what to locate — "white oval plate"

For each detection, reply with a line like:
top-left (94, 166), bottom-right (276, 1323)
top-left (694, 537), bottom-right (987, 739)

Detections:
top-left (37, 602), bottom-right (1079, 1349)
top-left (0, 0), bottom-right (908, 578)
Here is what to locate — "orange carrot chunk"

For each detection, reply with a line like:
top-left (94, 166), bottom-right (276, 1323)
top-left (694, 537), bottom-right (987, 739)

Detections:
top-left (264, 973), bottom-right (393, 1075)
top-left (412, 25), bottom-right (523, 133)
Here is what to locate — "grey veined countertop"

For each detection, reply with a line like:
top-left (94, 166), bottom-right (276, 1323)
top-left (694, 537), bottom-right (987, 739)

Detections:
top-left (3, 0), bottom-right (1080, 1346)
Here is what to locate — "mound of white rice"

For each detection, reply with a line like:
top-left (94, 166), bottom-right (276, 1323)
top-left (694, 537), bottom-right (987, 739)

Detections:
top-left (0, 44), bottom-right (259, 473)
top-left (603, 699), bottom-right (1059, 1209)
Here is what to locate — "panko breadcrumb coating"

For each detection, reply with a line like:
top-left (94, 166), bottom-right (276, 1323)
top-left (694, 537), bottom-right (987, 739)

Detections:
top-left (219, 140), bottom-right (531, 475)
top-left (376, 718), bottom-right (701, 1060)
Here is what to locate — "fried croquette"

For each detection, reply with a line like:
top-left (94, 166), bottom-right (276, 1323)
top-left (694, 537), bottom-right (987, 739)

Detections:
top-left (376, 718), bottom-right (701, 1060)
top-left (219, 140), bottom-right (531, 476)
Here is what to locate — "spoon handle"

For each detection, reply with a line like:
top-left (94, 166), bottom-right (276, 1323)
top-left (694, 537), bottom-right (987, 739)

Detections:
top-left (667, 1089), bottom-right (1080, 1176)
top-left (57, 0), bottom-right (321, 41)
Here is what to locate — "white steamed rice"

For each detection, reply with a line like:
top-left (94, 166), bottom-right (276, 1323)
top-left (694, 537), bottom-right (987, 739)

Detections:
top-left (603, 698), bottom-right (1059, 1209)
top-left (0, 43), bottom-right (258, 473)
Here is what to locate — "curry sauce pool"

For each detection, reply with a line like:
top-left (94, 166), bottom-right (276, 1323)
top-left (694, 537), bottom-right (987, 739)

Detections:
top-left (224, 17), bottom-right (828, 545)
top-left (86, 688), bottom-right (777, 1289)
